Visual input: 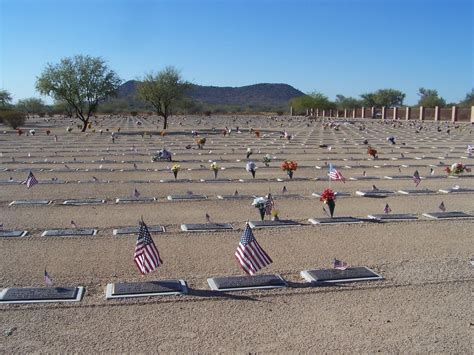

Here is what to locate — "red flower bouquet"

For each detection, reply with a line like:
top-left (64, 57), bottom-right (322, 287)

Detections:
top-left (320, 188), bottom-right (336, 217)
top-left (281, 160), bottom-right (298, 179)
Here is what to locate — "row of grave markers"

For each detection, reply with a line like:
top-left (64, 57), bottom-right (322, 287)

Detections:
top-left (2, 211), bottom-right (473, 238)
top-left (0, 266), bottom-right (385, 304)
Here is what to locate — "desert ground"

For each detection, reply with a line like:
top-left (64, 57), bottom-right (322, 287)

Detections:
top-left (1, 114), bottom-right (473, 353)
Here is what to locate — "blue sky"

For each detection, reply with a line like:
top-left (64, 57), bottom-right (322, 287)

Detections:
top-left (1, 0), bottom-right (472, 105)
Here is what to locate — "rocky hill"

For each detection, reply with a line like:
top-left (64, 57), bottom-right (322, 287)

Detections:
top-left (116, 80), bottom-right (305, 107)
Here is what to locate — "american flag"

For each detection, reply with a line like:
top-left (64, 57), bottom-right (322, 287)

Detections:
top-left (328, 164), bottom-right (345, 183)
top-left (134, 219), bottom-right (162, 275)
top-left (265, 193), bottom-right (274, 215)
top-left (235, 223), bottom-right (272, 275)
top-left (413, 170), bottom-right (421, 187)
top-left (44, 269), bottom-right (53, 286)
top-left (384, 203), bottom-right (392, 214)
top-left (25, 171), bottom-right (38, 188)
top-left (133, 188), bottom-right (140, 198)
top-left (439, 201), bottom-right (446, 212)
top-left (333, 258), bottom-right (348, 270)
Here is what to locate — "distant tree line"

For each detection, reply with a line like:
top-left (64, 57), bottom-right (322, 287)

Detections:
top-left (1, 53), bottom-right (474, 130)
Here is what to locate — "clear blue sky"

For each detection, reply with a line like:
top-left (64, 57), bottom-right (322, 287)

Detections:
top-left (1, 0), bottom-right (472, 105)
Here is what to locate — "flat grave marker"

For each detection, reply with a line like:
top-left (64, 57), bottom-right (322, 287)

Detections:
top-left (217, 195), bottom-right (253, 200)
top-left (9, 200), bottom-right (52, 206)
top-left (113, 225), bottom-right (165, 235)
top-left (106, 280), bottom-right (187, 299)
top-left (0, 230), bottom-right (28, 238)
top-left (308, 217), bottom-right (363, 225)
top-left (312, 192), bottom-right (351, 198)
top-left (367, 213), bottom-right (418, 221)
top-left (422, 211), bottom-right (474, 220)
top-left (438, 187), bottom-right (474, 194)
top-left (349, 176), bottom-right (379, 181)
top-left (115, 197), bottom-right (156, 204)
top-left (397, 189), bottom-right (436, 195)
top-left (207, 274), bottom-right (287, 291)
top-left (300, 266), bottom-right (383, 284)
top-left (181, 223), bottom-right (233, 232)
top-left (168, 195), bottom-right (207, 201)
top-left (0, 286), bottom-right (85, 304)
top-left (356, 190), bottom-right (395, 198)
top-left (248, 220), bottom-right (300, 229)
top-left (41, 229), bottom-right (98, 237)
top-left (63, 199), bottom-right (105, 206)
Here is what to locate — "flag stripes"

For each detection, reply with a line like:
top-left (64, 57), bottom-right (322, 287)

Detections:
top-left (134, 220), bottom-right (162, 275)
top-left (235, 224), bottom-right (272, 275)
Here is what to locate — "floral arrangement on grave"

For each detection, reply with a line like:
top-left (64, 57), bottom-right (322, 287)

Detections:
top-left (254, 130), bottom-right (261, 138)
top-left (210, 161), bottom-right (219, 179)
top-left (271, 208), bottom-right (280, 221)
top-left (17, 129), bottom-right (23, 136)
top-left (281, 160), bottom-right (298, 179)
top-left (246, 161), bottom-right (257, 178)
top-left (367, 146), bottom-right (378, 159)
top-left (252, 197), bottom-right (267, 221)
top-left (320, 188), bottom-right (336, 218)
top-left (246, 148), bottom-right (253, 159)
top-left (160, 130), bottom-right (167, 137)
top-left (66, 127), bottom-right (72, 133)
top-left (171, 164), bottom-right (181, 179)
top-left (444, 163), bottom-right (471, 175)
top-left (46, 130), bottom-right (51, 135)
top-left (262, 154), bottom-right (272, 167)
top-left (196, 137), bottom-right (206, 149)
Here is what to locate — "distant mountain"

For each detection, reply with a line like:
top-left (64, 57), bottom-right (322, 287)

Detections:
top-left (116, 80), bottom-right (305, 107)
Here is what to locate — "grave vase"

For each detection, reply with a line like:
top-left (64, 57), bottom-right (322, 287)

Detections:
top-left (173, 170), bottom-right (178, 179)
top-left (251, 169), bottom-right (256, 179)
top-left (213, 170), bottom-right (218, 179)
top-left (287, 170), bottom-right (293, 179)
top-left (327, 199), bottom-right (335, 218)
top-left (259, 207), bottom-right (265, 221)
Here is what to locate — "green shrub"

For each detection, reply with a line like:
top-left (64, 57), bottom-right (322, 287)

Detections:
top-left (0, 110), bottom-right (26, 129)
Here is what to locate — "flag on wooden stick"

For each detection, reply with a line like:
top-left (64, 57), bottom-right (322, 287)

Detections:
top-left (134, 219), bottom-right (162, 275)
top-left (235, 223), bottom-right (272, 275)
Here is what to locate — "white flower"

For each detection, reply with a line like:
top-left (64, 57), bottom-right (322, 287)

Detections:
top-left (247, 147), bottom-right (253, 153)
top-left (246, 161), bottom-right (257, 172)
top-left (252, 197), bottom-right (267, 207)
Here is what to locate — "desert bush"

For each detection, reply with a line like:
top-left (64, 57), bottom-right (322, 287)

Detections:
top-left (276, 110), bottom-right (284, 116)
top-left (204, 111), bottom-right (212, 117)
top-left (0, 110), bottom-right (26, 129)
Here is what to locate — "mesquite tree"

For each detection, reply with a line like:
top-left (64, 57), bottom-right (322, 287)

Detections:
top-left (137, 66), bottom-right (190, 130)
top-left (36, 55), bottom-right (121, 132)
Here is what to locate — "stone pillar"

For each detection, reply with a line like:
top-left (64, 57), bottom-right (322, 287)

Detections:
top-left (434, 106), bottom-right (440, 121)
top-left (352, 109), bottom-right (356, 118)
top-left (471, 106), bottom-right (474, 123)
top-left (310, 108), bottom-right (313, 116)
top-left (290, 106), bottom-right (293, 116)
top-left (419, 106), bottom-right (424, 121)
top-left (316, 108), bottom-right (319, 117)
top-left (381, 106), bottom-right (386, 120)
top-left (322, 109), bottom-right (326, 117)
top-left (329, 109), bottom-right (333, 117)
top-left (405, 107), bottom-right (410, 120)
top-left (344, 109), bottom-right (347, 118)
top-left (361, 107), bottom-right (365, 118)
top-left (371, 107), bottom-right (375, 118)
top-left (336, 110), bottom-right (339, 118)
top-left (451, 106), bottom-right (457, 122)
top-left (306, 108), bottom-right (309, 116)
top-left (393, 107), bottom-right (398, 120)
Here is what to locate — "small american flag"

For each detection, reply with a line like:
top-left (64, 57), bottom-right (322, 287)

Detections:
top-left (44, 269), bottom-right (53, 286)
top-left (70, 220), bottom-right (77, 228)
top-left (333, 258), bottom-right (348, 270)
top-left (205, 213), bottom-right (211, 223)
top-left (134, 219), bottom-right (162, 275)
top-left (265, 193), bottom-right (274, 215)
top-left (235, 223), bottom-right (272, 275)
top-left (384, 203), bottom-right (392, 214)
top-left (25, 171), bottom-right (38, 188)
top-left (133, 188), bottom-right (140, 198)
top-left (439, 201), bottom-right (446, 212)
top-left (413, 170), bottom-right (421, 187)
top-left (328, 164), bottom-right (345, 183)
